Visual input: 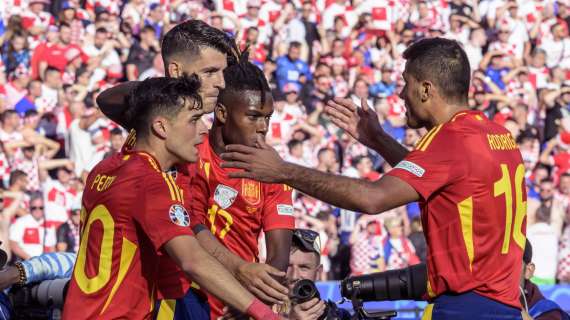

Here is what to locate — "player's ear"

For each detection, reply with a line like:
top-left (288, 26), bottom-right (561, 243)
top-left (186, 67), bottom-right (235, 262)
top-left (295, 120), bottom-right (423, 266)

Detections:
top-left (167, 61), bottom-right (182, 78)
top-left (420, 81), bottom-right (431, 103)
top-left (151, 116), bottom-right (168, 139)
top-left (215, 102), bottom-right (228, 124)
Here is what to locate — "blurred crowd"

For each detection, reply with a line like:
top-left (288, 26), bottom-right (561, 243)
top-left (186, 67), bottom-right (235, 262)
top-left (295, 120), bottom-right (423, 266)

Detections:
top-left (2, 0), bottom-right (570, 285)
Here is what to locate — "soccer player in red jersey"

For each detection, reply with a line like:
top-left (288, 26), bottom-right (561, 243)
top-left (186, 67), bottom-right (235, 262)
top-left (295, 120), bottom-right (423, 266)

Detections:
top-left (222, 38), bottom-right (527, 319)
top-left (187, 56), bottom-right (296, 319)
top-left (64, 76), bottom-right (278, 320)
top-left (97, 20), bottom-right (289, 319)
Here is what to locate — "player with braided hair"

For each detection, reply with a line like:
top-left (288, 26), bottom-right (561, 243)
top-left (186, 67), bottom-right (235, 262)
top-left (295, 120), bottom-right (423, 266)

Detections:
top-left (171, 51), bottom-right (297, 319)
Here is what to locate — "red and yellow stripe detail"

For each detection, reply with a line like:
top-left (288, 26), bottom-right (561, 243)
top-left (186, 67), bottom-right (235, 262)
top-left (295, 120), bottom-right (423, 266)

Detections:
top-left (415, 125), bottom-right (443, 152)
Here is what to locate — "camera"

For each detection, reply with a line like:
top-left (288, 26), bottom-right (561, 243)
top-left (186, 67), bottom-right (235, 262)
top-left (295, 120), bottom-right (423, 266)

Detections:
top-left (340, 263), bottom-right (427, 319)
top-left (9, 278), bottom-right (70, 320)
top-left (290, 279), bottom-right (329, 320)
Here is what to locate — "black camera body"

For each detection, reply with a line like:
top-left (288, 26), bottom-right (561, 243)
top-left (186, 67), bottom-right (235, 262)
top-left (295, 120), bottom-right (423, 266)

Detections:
top-left (339, 263), bottom-right (428, 320)
top-left (290, 279), bottom-right (329, 320)
top-left (9, 278), bottom-right (69, 320)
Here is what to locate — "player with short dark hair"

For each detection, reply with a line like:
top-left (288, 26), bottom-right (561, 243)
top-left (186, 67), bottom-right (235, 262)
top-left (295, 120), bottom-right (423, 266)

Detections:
top-left (97, 19), bottom-right (239, 128)
top-left (187, 53), bottom-right (294, 319)
top-left (63, 76), bottom-right (278, 319)
top-left (222, 37), bottom-right (527, 318)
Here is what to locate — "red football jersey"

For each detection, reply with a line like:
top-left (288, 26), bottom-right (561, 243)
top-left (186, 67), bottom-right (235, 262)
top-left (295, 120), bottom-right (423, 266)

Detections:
top-left (388, 110), bottom-right (526, 308)
top-left (63, 150), bottom-right (193, 319)
top-left (189, 135), bottom-right (295, 318)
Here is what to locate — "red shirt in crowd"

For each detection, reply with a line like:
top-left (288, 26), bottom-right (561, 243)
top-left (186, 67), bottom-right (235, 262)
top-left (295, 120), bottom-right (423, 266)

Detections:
top-left (388, 110), bottom-right (526, 308)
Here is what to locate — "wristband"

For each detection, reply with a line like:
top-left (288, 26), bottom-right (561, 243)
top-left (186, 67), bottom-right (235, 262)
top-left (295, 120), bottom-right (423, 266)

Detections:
top-left (14, 262), bottom-right (26, 286)
top-left (246, 298), bottom-right (279, 320)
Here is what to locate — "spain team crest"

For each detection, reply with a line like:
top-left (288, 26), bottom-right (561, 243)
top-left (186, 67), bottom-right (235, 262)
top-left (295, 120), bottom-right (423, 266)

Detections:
top-left (241, 179), bottom-right (261, 206)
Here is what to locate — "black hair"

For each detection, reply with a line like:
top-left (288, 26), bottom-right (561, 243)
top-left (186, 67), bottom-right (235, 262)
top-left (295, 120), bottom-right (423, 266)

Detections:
top-left (24, 109), bottom-right (39, 118)
top-left (219, 49), bottom-right (271, 105)
top-left (287, 139), bottom-right (303, 151)
top-left (59, 22), bottom-right (70, 30)
top-left (161, 20), bottom-right (239, 69)
top-left (523, 239), bottom-right (532, 264)
top-left (124, 75), bottom-right (203, 138)
top-left (1, 110), bottom-right (18, 122)
top-left (9, 170), bottom-right (27, 186)
top-left (141, 25), bottom-right (155, 35)
top-left (403, 37), bottom-right (470, 105)
top-left (95, 27), bottom-right (108, 34)
top-left (44, 66), bottom-right (60, 78)
top-left (289, 41), bottom-right (302, 49)
top-left (110, 127), bottom-right (123, 136)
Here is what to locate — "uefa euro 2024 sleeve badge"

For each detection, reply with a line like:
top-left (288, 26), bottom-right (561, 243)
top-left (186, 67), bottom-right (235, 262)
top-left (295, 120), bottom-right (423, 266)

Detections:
top-left (169, 204), bottom-right (190, 227)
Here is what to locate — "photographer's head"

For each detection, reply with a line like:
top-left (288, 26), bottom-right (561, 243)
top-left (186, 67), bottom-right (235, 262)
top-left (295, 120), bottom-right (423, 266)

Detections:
top-left (287, 229), bottom-right (322, 290)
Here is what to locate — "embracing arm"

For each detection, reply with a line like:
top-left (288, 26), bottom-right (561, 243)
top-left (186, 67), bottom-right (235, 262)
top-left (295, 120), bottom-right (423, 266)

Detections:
top-left (193, 225), bottom-right (288, 304)
top-left (222, 139), bottom-right (419, 215)
top-left (95, 81), bottom-right (140, 128)
top-left (279, 164), bottom-right (418, 214)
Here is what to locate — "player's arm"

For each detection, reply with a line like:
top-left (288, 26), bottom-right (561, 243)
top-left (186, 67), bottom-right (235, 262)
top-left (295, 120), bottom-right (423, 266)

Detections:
top-left (192, 226), bottom-right (288, 303)
top-left (95, 81), bottom-right (140, 128)
top-left (324, 98), bottom-right (409, 166)
top-left (262, 186), bottom-right (294, 275)
top-left (188, 167), bottom-right (289, 304)
top-left (221, 137), bottom-right (419, 215)
top-left (265, 229), bottom-right (292, 274)
top-left (163, 235), bottom-right (279, 320)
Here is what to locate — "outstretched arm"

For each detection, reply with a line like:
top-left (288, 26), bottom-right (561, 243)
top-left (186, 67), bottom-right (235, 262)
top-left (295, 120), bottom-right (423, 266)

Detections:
top-left (325, 98), bottom-right (409, 167)
top-left (221, 137), bottom-right (419, 214)
top-left (95, 81), bottom-right (140, 128)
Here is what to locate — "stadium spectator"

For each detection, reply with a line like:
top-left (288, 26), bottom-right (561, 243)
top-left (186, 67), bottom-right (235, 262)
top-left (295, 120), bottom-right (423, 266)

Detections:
top-left (55, 204), bottom-right (79, 253)
top-left (8, 193), bottom-right (55, 260)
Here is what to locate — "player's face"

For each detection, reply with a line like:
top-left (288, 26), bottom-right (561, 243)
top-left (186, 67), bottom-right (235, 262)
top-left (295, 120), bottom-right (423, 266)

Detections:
top-left (286, 249), bottom-right (322, 290)
top-left (165, 99), bottom-right (207, 163)
top-left (172, 47), bottom-right (228, 113)
top-left (222, 91), bottom-right (273, 147)
top-left (399, 69), bottom-right (429, 129)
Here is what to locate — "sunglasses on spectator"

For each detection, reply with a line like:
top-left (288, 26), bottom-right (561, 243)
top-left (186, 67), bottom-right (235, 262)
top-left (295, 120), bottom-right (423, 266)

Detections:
top-left (31, 206), bottom-right (44, 210)
top-left (292, 229), bottom-right (321, 254)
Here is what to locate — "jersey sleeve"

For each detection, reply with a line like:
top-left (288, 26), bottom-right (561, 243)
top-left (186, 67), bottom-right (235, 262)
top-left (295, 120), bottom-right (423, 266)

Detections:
top-left (387, 128), bottom-right (462, 201)
top-left (133, 173), bottom-right (194, 251)
top-left (188, 164), bottom-right (210, 229)
top-left (261, 184), bottom-right (295, 232)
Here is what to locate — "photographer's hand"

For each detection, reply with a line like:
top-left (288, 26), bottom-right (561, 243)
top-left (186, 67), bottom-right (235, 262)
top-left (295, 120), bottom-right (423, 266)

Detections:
top-left (290, 298), bottom-right (326, 320)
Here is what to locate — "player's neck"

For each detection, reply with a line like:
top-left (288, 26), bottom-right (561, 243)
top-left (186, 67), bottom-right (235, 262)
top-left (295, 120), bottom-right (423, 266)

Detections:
top-left (427, 104), bottom-right (470, 129)
top-left (134, 139), bottom-right (176, 171)
top-left (209, 125), bottom-right (226, 156)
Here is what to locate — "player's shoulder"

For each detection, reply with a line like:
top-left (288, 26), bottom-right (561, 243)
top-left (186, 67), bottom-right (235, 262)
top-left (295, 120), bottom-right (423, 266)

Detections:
top-left (414, 110), bottom-right (495, 152)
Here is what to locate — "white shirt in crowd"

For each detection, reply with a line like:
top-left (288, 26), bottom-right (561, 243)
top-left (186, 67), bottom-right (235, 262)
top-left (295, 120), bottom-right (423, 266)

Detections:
top-left (528, 222), bottom-right (559, 281)
top-left (9, 214), bottom-right (56, 258)
top-left (69, 119), bottom-right (96, 177)
top-left (42, 178), bottom-right (78, 226)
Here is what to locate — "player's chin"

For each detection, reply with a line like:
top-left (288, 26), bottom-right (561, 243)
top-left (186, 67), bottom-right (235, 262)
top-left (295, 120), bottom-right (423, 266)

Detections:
top-left (202, 97), bottom-right (218, 113)
top-left (180, 150), bottom-right (199, 163)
